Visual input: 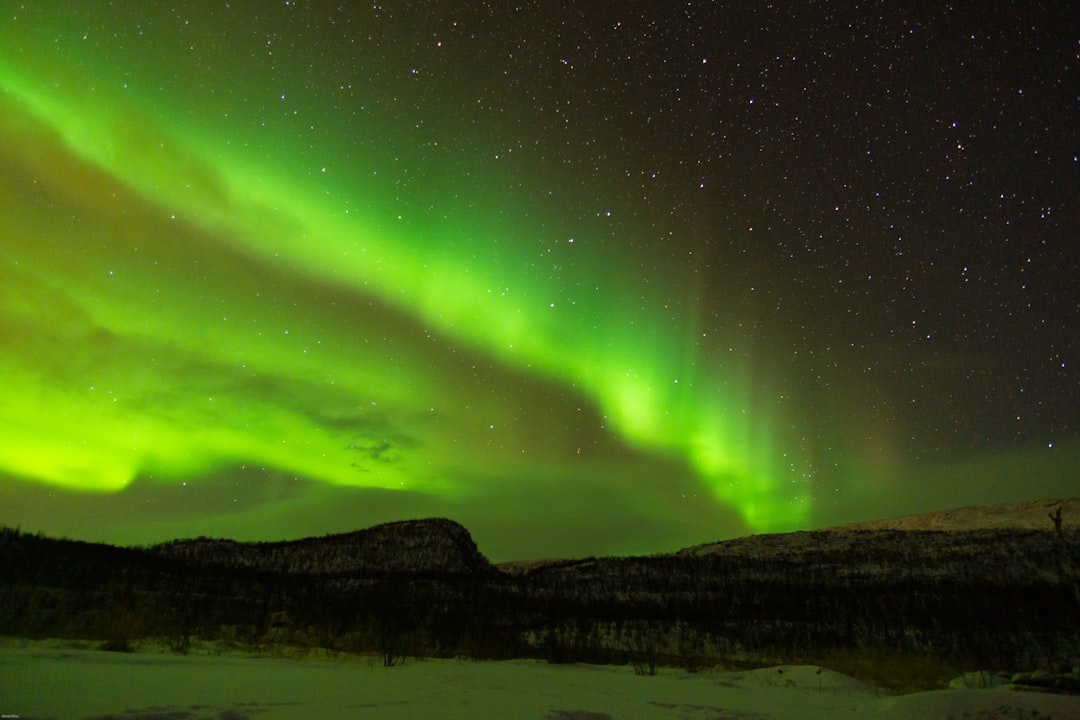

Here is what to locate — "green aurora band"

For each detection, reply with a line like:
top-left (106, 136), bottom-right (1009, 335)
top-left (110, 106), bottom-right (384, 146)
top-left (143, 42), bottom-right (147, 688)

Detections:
top-left (0, 7), bottom-right (811, 533)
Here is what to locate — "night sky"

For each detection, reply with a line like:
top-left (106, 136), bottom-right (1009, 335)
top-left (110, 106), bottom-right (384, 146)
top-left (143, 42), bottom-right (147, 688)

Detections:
top-left (1, 3), bottom-right (1077, 561)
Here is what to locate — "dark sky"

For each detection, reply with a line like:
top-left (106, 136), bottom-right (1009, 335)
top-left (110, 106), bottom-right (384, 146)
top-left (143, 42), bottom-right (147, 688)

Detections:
top-left (1, 2), bottom-right (1076, 561)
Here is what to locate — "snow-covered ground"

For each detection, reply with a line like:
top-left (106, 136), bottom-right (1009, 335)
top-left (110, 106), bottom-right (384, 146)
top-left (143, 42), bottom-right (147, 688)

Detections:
top-left (2, 640), bottom-right (1078, 720)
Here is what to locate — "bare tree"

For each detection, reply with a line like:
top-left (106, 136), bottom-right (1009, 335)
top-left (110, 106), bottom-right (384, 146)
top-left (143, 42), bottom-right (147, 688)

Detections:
top-left (1049, 506), bottom-right (1080, 609)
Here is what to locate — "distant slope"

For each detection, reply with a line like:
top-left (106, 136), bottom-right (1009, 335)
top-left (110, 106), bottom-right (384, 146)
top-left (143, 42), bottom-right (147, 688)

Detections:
top-left (827, 497), bottom-right (1080, 532)
top-left (151, 517), bottom-right (492, 576)
top-left (674, 498), bottom-right (1080, 559)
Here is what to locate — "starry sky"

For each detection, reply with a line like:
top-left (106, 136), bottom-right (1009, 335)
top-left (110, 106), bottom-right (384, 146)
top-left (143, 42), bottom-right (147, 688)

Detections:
top-left (1, 2), bottom-right (1077, 561)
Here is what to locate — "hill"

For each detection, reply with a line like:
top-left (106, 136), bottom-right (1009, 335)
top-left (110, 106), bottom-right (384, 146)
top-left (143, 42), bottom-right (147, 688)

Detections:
top-left (828, 497), bottom-right (1080, 532)
top-left (1, 500), bottom-right (1078, 687)
top-left (151, 517), bottom-right (491, 576)
top-left (678, 498), bottom-right (1080, 558)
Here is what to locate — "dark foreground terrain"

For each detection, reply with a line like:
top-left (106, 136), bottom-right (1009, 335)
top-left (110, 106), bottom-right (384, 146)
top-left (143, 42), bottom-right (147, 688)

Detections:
top-left (2, 501), bottom-right (1078, 691)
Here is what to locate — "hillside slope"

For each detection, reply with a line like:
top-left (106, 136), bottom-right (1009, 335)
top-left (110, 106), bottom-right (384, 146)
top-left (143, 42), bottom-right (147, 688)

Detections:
top-left (829, 497), bottom-right (1080, 532)
top-left (151, 517), bottom-right (491, 576)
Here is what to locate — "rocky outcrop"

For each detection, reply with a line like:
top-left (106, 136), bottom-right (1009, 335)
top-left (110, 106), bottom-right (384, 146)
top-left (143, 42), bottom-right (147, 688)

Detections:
top-left (150, 517), bottom-right (492, 576)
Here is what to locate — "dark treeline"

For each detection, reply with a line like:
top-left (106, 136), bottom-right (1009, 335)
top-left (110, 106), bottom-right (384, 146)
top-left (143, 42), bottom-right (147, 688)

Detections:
top-left (1, 520), bottom-right (1078, 678)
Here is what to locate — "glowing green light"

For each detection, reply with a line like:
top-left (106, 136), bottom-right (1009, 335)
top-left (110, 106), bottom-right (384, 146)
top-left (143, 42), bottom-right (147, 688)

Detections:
top-left (0, 14), bottom-right (812, 532)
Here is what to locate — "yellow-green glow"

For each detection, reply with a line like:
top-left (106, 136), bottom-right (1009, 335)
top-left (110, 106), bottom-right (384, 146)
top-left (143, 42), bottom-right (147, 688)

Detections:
top-left (0, 6), bottom-right (815, 538)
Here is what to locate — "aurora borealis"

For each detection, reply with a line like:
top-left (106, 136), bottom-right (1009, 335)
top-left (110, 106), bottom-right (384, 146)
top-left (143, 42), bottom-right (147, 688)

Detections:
top-left (1, 3), bottom-right (1077, 560)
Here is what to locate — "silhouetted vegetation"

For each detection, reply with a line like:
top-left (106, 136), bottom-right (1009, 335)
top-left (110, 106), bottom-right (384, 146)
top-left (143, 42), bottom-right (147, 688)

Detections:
top-left (2, 518), bottom-right (1078, 689)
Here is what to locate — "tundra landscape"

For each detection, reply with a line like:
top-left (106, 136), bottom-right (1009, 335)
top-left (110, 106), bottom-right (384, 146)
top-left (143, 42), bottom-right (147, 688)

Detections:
top-left (3, 499), bottom-right (1079, 719)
